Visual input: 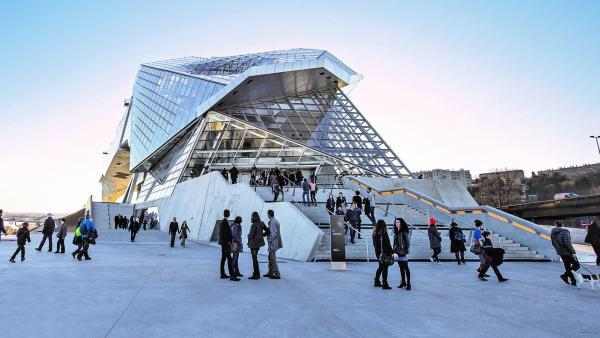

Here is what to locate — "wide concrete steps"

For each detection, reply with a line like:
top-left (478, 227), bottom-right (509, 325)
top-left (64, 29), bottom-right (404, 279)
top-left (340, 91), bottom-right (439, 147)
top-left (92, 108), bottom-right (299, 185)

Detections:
top-left (313, 227), bottom-right (547, 261)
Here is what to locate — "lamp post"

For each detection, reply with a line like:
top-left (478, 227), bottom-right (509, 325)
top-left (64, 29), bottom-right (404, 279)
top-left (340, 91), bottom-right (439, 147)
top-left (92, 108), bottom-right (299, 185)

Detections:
top-left (590, 136), bottom-right (600, 159)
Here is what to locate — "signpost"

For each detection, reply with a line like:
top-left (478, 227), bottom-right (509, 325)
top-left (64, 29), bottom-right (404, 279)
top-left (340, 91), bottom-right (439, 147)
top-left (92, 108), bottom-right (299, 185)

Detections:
top-left (329, 215), bottom-right (347, 270)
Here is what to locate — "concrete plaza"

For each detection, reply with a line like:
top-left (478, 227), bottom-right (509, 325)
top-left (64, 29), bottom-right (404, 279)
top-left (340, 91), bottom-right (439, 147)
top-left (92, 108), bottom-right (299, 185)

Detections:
top-left (0, 230), bottom-right (598, 338)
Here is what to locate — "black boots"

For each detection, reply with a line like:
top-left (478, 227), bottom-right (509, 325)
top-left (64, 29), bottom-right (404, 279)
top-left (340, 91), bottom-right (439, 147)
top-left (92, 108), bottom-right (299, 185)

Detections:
top-left (374, 279), bottom-right (383, 287)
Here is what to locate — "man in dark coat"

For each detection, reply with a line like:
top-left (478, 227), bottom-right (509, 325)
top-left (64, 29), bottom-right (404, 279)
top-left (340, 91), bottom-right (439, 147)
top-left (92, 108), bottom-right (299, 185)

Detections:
top-left (229, 166), bottom-right (239, 184)
top-left (169, 217), bottom-right (179, 247)
top-left (114, 215), bottom-right (119, 230)
top-left (584, 220), bottom-right (600, 265)
top-left (551, 221), bottom-right (578, 285)
top-left (352, 191), bottom-right (363, 239)
top-left (218, 210), bottom-right (239, 281)
top-left (10, 222), bottom-right (31, 262)
top-left (36, 213), bottom-right (55, 252)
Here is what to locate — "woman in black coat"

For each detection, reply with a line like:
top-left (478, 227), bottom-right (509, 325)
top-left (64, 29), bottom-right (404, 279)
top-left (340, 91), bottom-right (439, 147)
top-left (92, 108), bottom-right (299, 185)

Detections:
top-left (247, 211), bottom-right (268, 280)
top-left (373, 219), bottom-right (394, 290)
top-left (449, 221), bottom-right (466, 264)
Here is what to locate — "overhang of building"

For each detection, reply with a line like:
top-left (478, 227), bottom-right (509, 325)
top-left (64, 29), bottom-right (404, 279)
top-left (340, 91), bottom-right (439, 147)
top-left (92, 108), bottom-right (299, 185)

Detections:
top-left (100, 147), bottom-right (132, 202)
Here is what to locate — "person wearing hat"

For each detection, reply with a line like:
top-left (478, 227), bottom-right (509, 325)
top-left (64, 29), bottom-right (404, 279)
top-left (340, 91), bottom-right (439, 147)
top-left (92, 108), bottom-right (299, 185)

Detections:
top-left (427, 218), bottom-right (442, 263)
top-left (478, 231), bottom-right (508, 282)
top-left (10, 222), bottom-right (31, 262)
top-left (36, 213), bottom-right (55, 252)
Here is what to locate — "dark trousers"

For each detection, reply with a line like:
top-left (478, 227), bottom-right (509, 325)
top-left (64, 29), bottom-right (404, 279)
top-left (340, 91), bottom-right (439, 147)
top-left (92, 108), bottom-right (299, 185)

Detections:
top-left (11, 245), bottom-right (26, 260)
top-left (356, 218), bottom-right (362, 238)
top-left (592, 244), bottom-right (600, 265)
top-left (131, 231), bottom-right (137, 242)
top-left (455, 251), bottom-right (465, 263)
top-left (398, 261), bottom-right (411, 285)
top-left (37, 234), bottom-right (53, 251)
top-left (232, 251), bottom-right (240, 276)
top-left (56, 238), bottom-right (65, 253)
top-left (375, 261), bottom-right (389, 284)
top-left (365, 207), bottom-right (376, 224)
top-left (431, 248), bottom-right (441, 261)
top-left (170, 233), bottom-right (176, 247)
top-left (349, 222), bottom-right (358, 242)
top-left (560, 254), bottom-right (576, 283)
top-left (251, 248), bottom-right (260, 277)
top-left (310, 191), bottom-right (317, 205)
top-left (77, 238), bottom-right (90, 260)
top-left (273, 190), bottom-right (281, 202)
top-left (72, 243), bottom-right (82, 256)
top-left (231, 176), bottom-right (237, 184)
top-left (114, 223), bottom-right (118, 230)
top-left (479, 257), bottom-right (504, 280)
top-left (220, 244), bottom-right (234, 277)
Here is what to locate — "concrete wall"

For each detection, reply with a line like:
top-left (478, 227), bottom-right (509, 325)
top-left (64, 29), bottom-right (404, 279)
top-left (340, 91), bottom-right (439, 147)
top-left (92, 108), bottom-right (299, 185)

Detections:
top-left (141, 172), bottom-right (323, 261)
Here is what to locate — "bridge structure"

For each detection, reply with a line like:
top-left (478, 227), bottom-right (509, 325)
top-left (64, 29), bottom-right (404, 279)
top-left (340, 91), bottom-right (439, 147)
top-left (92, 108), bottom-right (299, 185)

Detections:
top-left (502, 195), bottom-right (600, 222)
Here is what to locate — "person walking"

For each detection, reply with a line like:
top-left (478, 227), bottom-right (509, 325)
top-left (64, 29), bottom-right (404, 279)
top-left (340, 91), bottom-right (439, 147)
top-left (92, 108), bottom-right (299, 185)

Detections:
top-left (326, 194), bottom-right (336, 214)
top-left (114, 215), bottom-right (119, 230)
top-left (230, 216), bottom-right (243, 278)
top-left (247, 211), bottom-right (268, 280)
top-left (77, 215), bottom-right (97, 261)
top-left (71, 218), bottom-right (83, 259)
top-left (302, 178), bottom-right (311, 206)
top-left (551, 221), bottom-right (578, 285)
top-left (10, 222), bottom-right (31, 262)
top-left (344, 202), bottom-right (362, 244)
top-left (352, 191), bottom-right (363, 238)
top-left (309, 179), bottom-right (317, 206)
top-left (143, 217), bottom-right (148, 231)
top-left (0, 209), bottom-right (7, 242)
top-left (393, 218), bottom-right (411, 290)
top-left (229, 166), bottom-right (239, 184)
top-left (130, 217), bottom-right (139, 242)
top-left (218, 210), bottom-right (239, 281)
top-left (364, 188), bottom-right (376, 224)
top-left (373, 220), bottom-right (394, 290)
top-left (584, 219), bottom-right (600, 265)
top-left (221, 168), bottom-right (229, 182)
top-left (427, 218), bottom-right (442, 263)
top-left (54, 218), bottom-right (67, 254)
top-left (478, 231), bottom-right (508, 282)
top-left (336, 192), bottom-right (347, 211)
top-left (169, 217), bottom-right (179, 248)
top-left (449, 221), bottom-right (466, 265)
top-left (36, 213), bottom-right (55, 252)
top-left (472, 220), bottom-right (486, 275)
top-left (265, 210), bottom-right (283, 279)
top-left (180, 221), bottom-right (190, 247)
top-left (250, 165), bottom-right (258, 185)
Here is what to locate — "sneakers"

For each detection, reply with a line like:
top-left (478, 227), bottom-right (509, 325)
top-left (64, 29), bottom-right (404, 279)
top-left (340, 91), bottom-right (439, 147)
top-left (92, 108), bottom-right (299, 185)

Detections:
top-left (560, 274), bottom-right (570, 285)
top-left (478, 276), bottom-right (488, 281)
top-left (430, 257), bottom-right (435, 263)
top-left (35, 248), bottom-right (41, 252)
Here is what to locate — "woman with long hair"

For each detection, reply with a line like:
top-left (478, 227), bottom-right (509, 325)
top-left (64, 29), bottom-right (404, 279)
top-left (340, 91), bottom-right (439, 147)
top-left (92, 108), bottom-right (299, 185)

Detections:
top-left (230, 216), bottom-right (243, 277)
top-left (393, 218), bottom-right (411, 290)
top-left (247, 211), bottom-right (268, 279)
top-left (373, 219), bottom-right (394, 290)
top-left (180, 221), bottom-right (190, 248)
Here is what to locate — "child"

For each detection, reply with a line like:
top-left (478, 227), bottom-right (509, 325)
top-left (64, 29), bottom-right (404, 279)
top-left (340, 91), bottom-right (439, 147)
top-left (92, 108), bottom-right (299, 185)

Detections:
top-left (478, 231), bottom-right (508, 282)
top-left (10, 222), bottom-right (31, 262)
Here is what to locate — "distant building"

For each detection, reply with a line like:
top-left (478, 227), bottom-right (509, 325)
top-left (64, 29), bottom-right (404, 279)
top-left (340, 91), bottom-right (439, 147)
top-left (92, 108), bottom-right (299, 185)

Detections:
top-left (537, 163), bottom-right (600, 181)
top-left (479, 169), bottom-right (525, 182)
top-left (415, 169), bottom-right (472, 187)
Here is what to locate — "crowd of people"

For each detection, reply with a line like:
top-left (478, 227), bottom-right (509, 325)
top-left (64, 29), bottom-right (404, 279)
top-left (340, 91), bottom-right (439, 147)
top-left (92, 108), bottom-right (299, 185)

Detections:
top-left (2, 212), bottom-right (98, 263)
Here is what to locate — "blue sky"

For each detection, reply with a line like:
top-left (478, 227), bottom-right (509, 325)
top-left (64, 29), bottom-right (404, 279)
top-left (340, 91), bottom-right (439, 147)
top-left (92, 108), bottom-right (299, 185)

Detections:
top-left (1, 0), bottom-right (599, 212)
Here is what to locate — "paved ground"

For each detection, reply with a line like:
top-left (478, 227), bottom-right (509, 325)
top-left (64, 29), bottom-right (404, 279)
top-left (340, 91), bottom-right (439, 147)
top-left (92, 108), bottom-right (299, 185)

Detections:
top-left (0, 230), bottom-right (598, 338)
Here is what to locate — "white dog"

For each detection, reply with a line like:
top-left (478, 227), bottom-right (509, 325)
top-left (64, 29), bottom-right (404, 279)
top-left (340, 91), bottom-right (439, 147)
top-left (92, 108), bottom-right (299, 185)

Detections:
top-left (573, 270), bottom-right (600, 290)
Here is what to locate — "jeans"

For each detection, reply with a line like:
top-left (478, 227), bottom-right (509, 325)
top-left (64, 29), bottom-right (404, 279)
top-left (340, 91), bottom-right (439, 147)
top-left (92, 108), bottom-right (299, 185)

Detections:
top-left (232, 251), bottom-right (240, 276)
top-left (220, 245), bottom-right (234, 277)
top-left (130, 231), bottom-right (137, 242)
top-left (302, 192), bottom-right (309, 206)
top-left (560, 254), bottom-right (576, 284)
top-left (349, 222), bottom-right (358, 242)
top-left (310, 191), bottom-right (317, 206)
top-left (431, 248), bottom-right (441, 262)
top-left (455, 251), bottom-right (465, 263)
top-left (268, 250), bottom-right (279, 277)
top-left (170, 233), bottom-right (176, 247)
top-left (11, 245), bottom-right (25, 261)
top-left (251, 248), bottom-right (260, 277)
top-left (72, 243), bottom-right (82, 256)
top-left (375, 261), bottom-right (389, 284)
top-left (56, 238), bottom-right (65, 253)
top-left (37, 234), bottom-right (53, 251)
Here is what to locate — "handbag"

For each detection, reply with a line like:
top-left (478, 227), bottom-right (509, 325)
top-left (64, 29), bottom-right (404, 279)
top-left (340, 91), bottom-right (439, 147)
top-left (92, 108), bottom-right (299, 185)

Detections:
top-left (379, 232), bottom-right (395, 267)
top-left (470, 242), bottom-right (482, 255)
top-left (231, 242), bottom-right (239, 252)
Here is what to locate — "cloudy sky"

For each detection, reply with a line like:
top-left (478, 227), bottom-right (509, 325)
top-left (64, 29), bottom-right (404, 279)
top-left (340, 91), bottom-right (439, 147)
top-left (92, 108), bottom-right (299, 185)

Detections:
top-left (1, 0), bottom-right (598, 212)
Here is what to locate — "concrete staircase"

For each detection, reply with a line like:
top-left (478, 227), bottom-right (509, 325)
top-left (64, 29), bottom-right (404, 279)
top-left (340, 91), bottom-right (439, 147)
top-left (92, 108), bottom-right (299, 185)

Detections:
top-left (91, 202), bottom-right (135, 230)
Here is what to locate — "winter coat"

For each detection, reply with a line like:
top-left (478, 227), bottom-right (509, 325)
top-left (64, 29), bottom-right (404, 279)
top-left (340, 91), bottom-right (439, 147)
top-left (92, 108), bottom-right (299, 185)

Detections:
top-left (326, 198), bottom-right (336, 213)
top-left (335, 196), bottom-right (347, 209)
top-left (247, 221), bottom-right (267, 249)
top-left (230, 223), bottom-right (243, 252)
top-left (56, 222), bottom-right (67, 239)
top-left (42, 217), bottom-right (55, 235)
top-left (344, 208), bottom-right (361, 224)
top-left (302, 181), bottom-right (310, 192)
top-left (352, 195), bottom-right (363, 209)
top-left (393, 230), bottom-right (411, 260)
top-left (449, 225), bottom-right (466, 253)
top-left (180, 223), bottom-right (190, 239)
top-left (267, 217), bottom-right (283, 251)
top-left (584, 222), bottom-right (600, 247)
top-left (169, 221), bottom-right (179, 235)
top-left (218, 219), bottom-right (232, 246)
top-left (551, 227), bottom-right (576, 256)
top-left (428, 225), bottom-right (442, 249)
top-left (16, 227), bottom-right (31, 246)
top-left (373, 230), bottom-right (394, 258)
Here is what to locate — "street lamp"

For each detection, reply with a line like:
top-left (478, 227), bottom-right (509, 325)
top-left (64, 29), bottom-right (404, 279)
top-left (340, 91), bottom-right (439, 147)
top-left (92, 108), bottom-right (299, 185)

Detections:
top-left (590, 136), bottom-right (600, 159)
